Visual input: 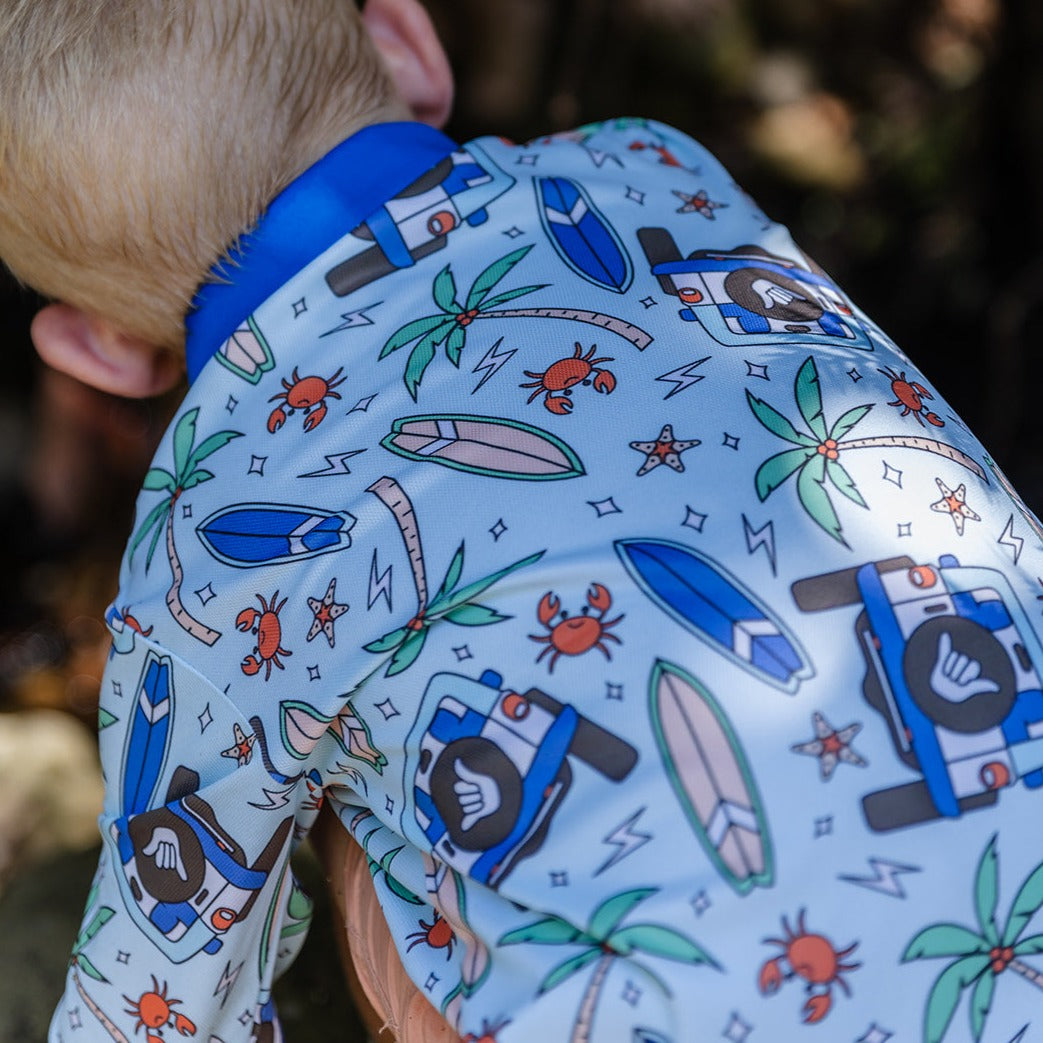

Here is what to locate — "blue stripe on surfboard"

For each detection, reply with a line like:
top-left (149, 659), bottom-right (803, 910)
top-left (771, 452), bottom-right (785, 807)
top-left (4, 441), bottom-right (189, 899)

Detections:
top-left (123, 652), bottom-right (172, 817)
top-left (196, 505), bottom-right (355, 566)
top-left (537, 177), bottom-right (632, 293)
top-left (616, 539), bottom-right (811, 692)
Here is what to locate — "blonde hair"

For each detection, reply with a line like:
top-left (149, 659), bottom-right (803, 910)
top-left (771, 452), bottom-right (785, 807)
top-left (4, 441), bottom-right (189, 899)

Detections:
top-left (0, 0), bottom-right (401, 350)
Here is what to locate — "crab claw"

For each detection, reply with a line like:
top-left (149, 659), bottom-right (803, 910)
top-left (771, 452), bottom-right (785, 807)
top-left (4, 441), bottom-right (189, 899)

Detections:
top-left (302, 403), bottom-right (327, 432)
top-left (267, 406), bottom-right (288, 433)
top-left (926, 411), bottom-right (944, 427)
top-left (592, 369), bottom-right (616, 394)
top-left (758, 957), bottom-right (784, 995)
top-left (147, 1034), bottom-right (165, 1043)
top-left (241, 655), bottom-right (262, 676)
top-left (236, 608), bottom-right (259, 632)
top-left (911, 382), bottom-right (933, 399)
top-left (803, 992), bottom-right (832, 1024)
top-left (544, 394), bottom-right (573, 414)
top-left (587, 583), bottom-right (612, 612)
top-left (174, 1012), bottom-right (197, 1036)
top-left (537, 592), bottom-right (561, 626)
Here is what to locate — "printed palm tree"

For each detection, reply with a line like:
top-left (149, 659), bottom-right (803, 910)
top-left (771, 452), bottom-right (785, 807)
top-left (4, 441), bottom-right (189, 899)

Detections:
top-left (352, 810), bottom-right (423, 905)
top-left (70, 877), bottom-right (129, 1041)
top-left (129, 407), bottom-right (242, 645)
top-left (379, 244), bottom-right (652, 399)
top-left (747, 355), bottom-right (984, 546)
top-left (499, 888), bottom-right (717, 1043)
top-left (903, 835), bottom-right (1043, 1043)
top-left (71, 877), bottom-right (115, 984)
top-left (364, 477), bottom-right (543, 676)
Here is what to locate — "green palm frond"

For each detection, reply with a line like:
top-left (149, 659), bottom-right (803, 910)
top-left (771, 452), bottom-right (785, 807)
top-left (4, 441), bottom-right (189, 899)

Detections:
top-left (754, 447), bottom-right (816, 501)
top-left (825, 457), bottom-right (867, 508)
top-left (608, 923), bottom-right (716, 967)
top-left (589, 888), bottom-right (657, 939)
top-left (794, 356), bottom-right (828, 441)
top-left (184, 429), bottom-right (244, 476)
top-left (969, 967), bottom-right (996, 1042)
top-left (746, 389), bottom-right (818, 448)
top-left (924, 955), bottom-right (991, 1043)
top-left (142, 467), bottom-right (177, 493)
top-left (433, 265), bottom-right (460, 312)
top-left (500, 916), bottom-right (589, 947)
top-left (130, 496), bottom-right (174, 568)
top-left (539, 949), bottom-right (604, 994)
top-left (974, 836), bottom-right (1000, 946)
top-left (380, 315), bottom-right (454, 358)
top-left (797, 452), bottom-right (847, 546)
top-left (827, 403), bottom-right (873, 442)
top-left (464, 245), bottom-right (535, 309)
top-left (904, 924), bottom-right (990, 962)
top-left (1001, 857), bottom-right (1043, 947)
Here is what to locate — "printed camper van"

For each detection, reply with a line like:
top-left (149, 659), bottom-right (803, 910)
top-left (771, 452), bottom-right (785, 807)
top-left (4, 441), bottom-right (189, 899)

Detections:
top-left (794, 555), bottom-right (1043, 831)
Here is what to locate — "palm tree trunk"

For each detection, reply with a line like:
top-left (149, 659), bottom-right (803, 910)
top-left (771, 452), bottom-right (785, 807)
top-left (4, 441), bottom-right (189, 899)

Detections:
top-left (165, 507), bottom-right (221, 646)
top-left (838, 435), bottom-right (985, 480)
top-left (477, 308), bottom-right (653, 350)
top-left (367, 477), bottom-right (428, 612)
top-left (571, 953), bottom-right (615, 1043)
top-left (73, 969), bottom-right (130, 1042)
top-left (1010, 957), bottom-right (1043, 988)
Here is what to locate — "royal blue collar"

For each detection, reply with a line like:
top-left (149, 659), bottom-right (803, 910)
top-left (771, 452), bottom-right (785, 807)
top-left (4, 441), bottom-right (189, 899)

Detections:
top-left (184, 121), bottom-right (459, 383)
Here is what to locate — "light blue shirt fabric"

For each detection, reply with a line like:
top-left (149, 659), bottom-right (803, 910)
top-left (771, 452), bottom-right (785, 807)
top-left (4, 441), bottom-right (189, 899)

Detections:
top-left (51, 118), bottom-right (1043, 1043)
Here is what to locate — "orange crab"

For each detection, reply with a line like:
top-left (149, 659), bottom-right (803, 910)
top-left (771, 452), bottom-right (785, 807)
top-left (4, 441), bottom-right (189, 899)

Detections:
top-left (123, 977), bottom-right (196, 1042)
top-left (529, 583), bottom-right (623, 672)
top-left (758, 910), bottom-right (860, 1024)
top-left (236, 592), bottom-right (292, 679)
top-left (267, 367), bottom-right (345, 432)
top-left (405, 912), bottom-right (455, 960)
top-left (520, 343), bottom-right (615, 414)
top-left (880, 366), bottom-right (943, 427)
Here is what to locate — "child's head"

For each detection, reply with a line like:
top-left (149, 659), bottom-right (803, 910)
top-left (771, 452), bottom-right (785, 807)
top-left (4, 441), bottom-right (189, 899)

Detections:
top-left (0, 0), bottom-right (452, 395)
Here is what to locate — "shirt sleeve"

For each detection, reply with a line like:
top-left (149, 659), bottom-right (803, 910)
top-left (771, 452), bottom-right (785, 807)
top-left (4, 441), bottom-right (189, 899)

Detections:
top-left (49, 630), bottom-right (313, 1043)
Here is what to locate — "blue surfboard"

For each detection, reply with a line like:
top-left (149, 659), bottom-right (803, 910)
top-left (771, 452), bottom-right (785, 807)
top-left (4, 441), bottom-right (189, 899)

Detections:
top-left (615, 539), bottom-right (813, 693)
top-left (197, 503), bottom-right (357, 568)
top-left (536, 176), bottom-right (633, 293)
top-left (122, 651), bottom-right (173, 816)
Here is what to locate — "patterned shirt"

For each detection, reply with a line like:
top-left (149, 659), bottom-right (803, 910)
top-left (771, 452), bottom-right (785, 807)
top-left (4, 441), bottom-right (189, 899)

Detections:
top-left (51, 119), bottom-right (1043, 1043)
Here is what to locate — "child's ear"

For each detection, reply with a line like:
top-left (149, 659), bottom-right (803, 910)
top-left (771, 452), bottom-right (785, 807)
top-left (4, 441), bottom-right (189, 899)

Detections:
top-left (30, 303), bottom-right (183, 398)
top-left (363, 0), bottom-right (454, 129)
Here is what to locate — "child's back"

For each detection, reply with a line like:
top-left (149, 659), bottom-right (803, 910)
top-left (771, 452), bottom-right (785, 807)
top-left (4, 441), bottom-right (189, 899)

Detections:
top-left (4, 5), bottom-right (1042, 1043)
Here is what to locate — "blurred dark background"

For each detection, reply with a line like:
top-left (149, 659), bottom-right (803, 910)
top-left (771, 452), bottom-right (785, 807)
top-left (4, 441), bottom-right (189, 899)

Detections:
top-left (1, 0), bottom-right (1041, 1035)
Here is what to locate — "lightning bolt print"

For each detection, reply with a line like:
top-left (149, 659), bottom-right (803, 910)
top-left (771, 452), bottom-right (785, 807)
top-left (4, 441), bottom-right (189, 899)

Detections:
top-left (838, 857), bottom-right (921, 898)
top-left (742, 514), bottom-right (777, 575)
top-left (213, 960), bottom-right (244, 1007)
top-left (249, 785), bottom-right (295, 810)
top-left (998, 514), bottom-right (1025, 564)
top-left (655, 356), bottom-right (710, 399)
top-left (471, 336), bottom-right (517, 393)
top-left (595, 808), bottom-right (653, 875)
top-left (321, 302), bottom-right (382, 337)
top-left (298, 449), bottom-right (366, 478)
top-left (367, 549), bottom-right (393, 611)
